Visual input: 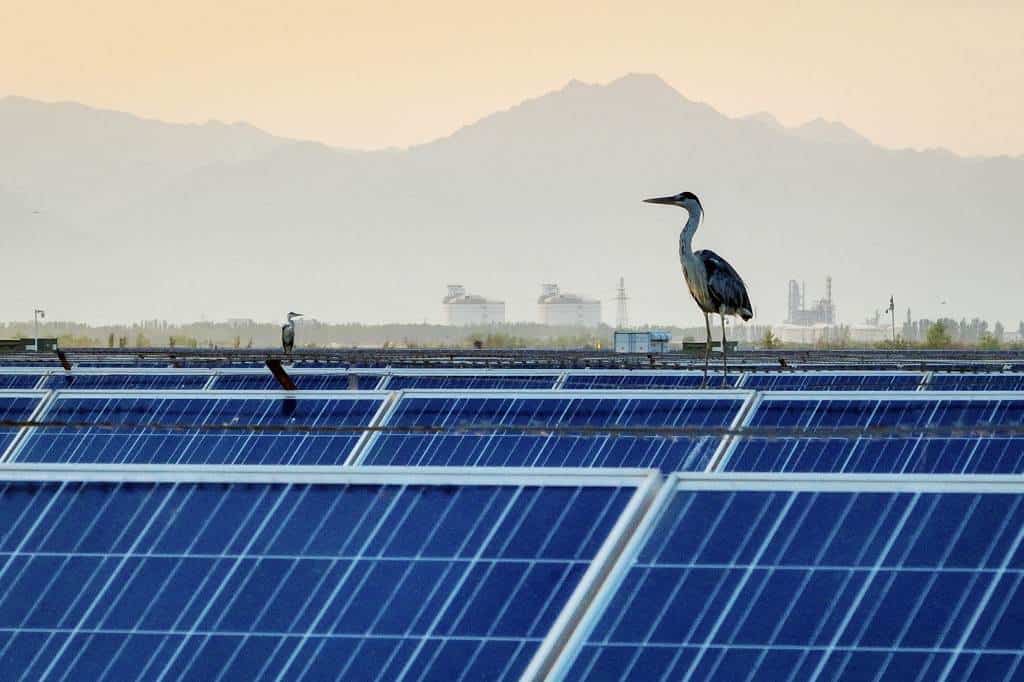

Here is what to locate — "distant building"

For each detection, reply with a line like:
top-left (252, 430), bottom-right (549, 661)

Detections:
top-left (614, 330), bottom-right (671, 353)
top-left (0, 337), bottom-right (59, 352)
top-left (786, 277), bottom-right (835, 325)
top-left (441, 285), bottom-right (506, 326)
top-left (537, 283), bottom-right (602, 327)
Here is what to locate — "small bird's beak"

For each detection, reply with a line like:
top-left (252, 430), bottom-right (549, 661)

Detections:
top-left (643, 196), bottom-right (677, 205)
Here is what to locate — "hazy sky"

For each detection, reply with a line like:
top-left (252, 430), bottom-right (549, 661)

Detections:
top-left (3, 1), bottom-right (1023, 156)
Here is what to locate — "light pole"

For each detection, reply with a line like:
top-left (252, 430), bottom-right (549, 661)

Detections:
top-left (33, 309), bottom-right (45, 351)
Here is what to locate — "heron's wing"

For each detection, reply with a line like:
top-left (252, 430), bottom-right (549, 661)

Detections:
top-left (697, 249), bottom-right (753, 317)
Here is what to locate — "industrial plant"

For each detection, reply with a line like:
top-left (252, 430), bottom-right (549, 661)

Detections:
top-left (441, 285), bottom-right (506, 326)
top-left (537, 284), bottom-right (602, 328)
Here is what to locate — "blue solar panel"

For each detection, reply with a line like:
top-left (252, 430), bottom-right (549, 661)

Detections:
top-left (385, 375), bottom-right (559, 390)
top-left (211, 373), bottom-right (381, 391)
top-left (0, 374), bottom-right (44, 390)
top-left (40, 373), bottom-right (210, 391)
top-left (11, 392), bottom-right (385, 465)
top-left (742, 372), bottom-right (924, 391)
top-left (929, 374), bottom-right (1024, 391)
top-left (562, 373), bottom-right (733, 390)
top-left (722, 393), bottom-right (1024, 474)
top-left (553, 476), bottom-right (1024, 682)
top-left (0, 468), bottom-right (650, 682)
top-left (0, 394), bottom-right (43, 458)
top-left (360, 392), bottom-right (749, 472)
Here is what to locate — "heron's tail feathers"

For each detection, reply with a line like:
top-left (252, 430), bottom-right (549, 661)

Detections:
top-left (739, 308), bottom-right (753, 321)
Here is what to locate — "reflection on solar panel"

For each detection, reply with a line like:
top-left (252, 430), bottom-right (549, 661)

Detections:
top-left (11, 392), bottom-right (385, 465)
top-left (929, 374), bottom-right (1024, 391)
top-left (562, 373), bottom-right (732, 390)
top-left (360, 391), bottom-right (749, 472)
top-left (0, 468), bottom-right (652, 682)
top-left (742, 372), bottom-right (924, 391)
top-left (0, 393), bottom-right (43, 457)
top-left (0, 374), bottom-right (43, 390)
top-left (211, 373), bottom-right (381, 391)
top-left (554, 476), bottom-right (1024, 682)
top-left (722, 393), bottom-right (1024, 474)
top-left (40, 373), bottom-right (210, 391)
top-left (385, 375), bottom-right (559, 390)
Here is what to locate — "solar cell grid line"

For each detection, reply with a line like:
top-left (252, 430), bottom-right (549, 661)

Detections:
top-left (0, 391), bottom-right (48, 463)
top-left (358, 390), bottom-right (753, 473)
top-left (718, 391), bottom-right (1024, 475)
top-left (548, 474), bottom-right (1024, 682)
top-left (39, 371), bottom-right (213, 391)
top-left (382, 373), bottom-right (561, 391)
top-left (0, 465), bottom-right (659, 682)
top-left (7, 390), bottom-right (389, 466)
top-left (210, 370), bottom-right (384, 391)
top-left (561, 371), bottom-right (737, 390)
top-left (928, 373), bottom-right (1024, 392)
top-left (740, 371), bottom-right (926, 392)
top-left (0, 373), bottom-right (47, 390)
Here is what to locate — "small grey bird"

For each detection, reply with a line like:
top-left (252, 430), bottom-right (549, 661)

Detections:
top-left (644, 191), bottom-right (753, 386)
top-left (281, 312), bottom-right (303, 353)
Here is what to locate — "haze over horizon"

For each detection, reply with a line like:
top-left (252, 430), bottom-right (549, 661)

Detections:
top-left (2, 72), bottom-right (1021, 329)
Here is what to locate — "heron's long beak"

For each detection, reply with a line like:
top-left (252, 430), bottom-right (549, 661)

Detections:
top-left (643, 196), bottom-right (677, 205)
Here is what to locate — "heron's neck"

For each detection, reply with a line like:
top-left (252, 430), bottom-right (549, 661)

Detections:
top-left (679, 208), bottom-right (701, 257)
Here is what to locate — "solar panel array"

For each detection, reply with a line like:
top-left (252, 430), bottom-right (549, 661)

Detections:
top-left (0, 469), bottom-right (652, 681)
top-left (9, 392), bottom-right (385, 465)
top-left (360, 391), bottom-right (747, 472)
top-left (721, 393), bottom-right (1024, 474)
top-left (552, 476), bottom-right (1024, 681)
top-left (1, 362), bottom-right (1023, 680)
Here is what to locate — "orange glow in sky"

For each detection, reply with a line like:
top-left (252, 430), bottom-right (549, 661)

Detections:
top-left (3, 1), bottom-right (1022, 156)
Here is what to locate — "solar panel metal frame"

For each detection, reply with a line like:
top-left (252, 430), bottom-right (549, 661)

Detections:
top-left (546, 471), bottom-right (1024, 681)
top-left (560, 370), bottom-right (735, 390)
top-left (713, 389), bottom-right (1024, 473)
top-left (0, 462), bottom-right (662, 682)
top-left (210, 367), bottom-right (388, 390)
top-left (0, 369), bottom-right (51, 391)
top-left (925, 372), bottom-right (1024, 390)
top-left (3, 389), bottom-right (393, 465)
top-left (738, 370), bottom-right (927, 391)
top-left (0, 390), bottom-right (50, 462)
top-left (37, 367), bottom-right (217, 391)
top-left (354, 389), bottom-right (755, 471)
top-left (378, 368), bottom-right (565, 391)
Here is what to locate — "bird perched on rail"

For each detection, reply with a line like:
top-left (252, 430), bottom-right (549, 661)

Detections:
top-left (281, 312), bottom-right (303, 354)
top-left (644, 191), bottom-right (752, 386)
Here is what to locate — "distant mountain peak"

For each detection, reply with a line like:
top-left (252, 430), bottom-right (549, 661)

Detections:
top-left (793, 117), bottom-right (870, 146)
top-left (744, 111), bottom-right (784, 129)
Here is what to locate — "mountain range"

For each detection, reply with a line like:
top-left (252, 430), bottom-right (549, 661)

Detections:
top-left (1, 74), bottom-right (1020, 327)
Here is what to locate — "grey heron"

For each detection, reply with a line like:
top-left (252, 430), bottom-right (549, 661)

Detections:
top-left (644, 191), bottom-right (752, 386)
top-left (281, 312), bottom-right (302, 354)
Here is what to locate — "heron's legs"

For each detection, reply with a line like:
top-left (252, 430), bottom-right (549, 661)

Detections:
top-left (702, 312), bottom-right (711, 388)
top-left (721, 313), bottom-right (729, 387)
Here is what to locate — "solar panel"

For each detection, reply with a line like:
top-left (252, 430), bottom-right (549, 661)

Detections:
top-left (720, 392), bottom-right (1024, 474)
top-left (383, 374), bottom-right (560, 390)
top-left (39, 373), bottom-right (211, 391)
top-left (0, 392), bottom-right (45, 459)
top-left (551, 474), bottom-right (1024, 682)
top-left (562, 372), bottom-right (734, 390)
top-left (741, 372), bottom-right (924, 391)
top-left (0, 466), bottom-right (655, 682)
top-left (211, 372), bottom-right (382, 391)
top-left (359, 391), bottom-right (751, 472)
top-left (929, 373), bottom-right (1024, 391)
top-left (0, 374), bottom-right (44, 390)
top-left (9, 391), bottom-right (386, 465)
